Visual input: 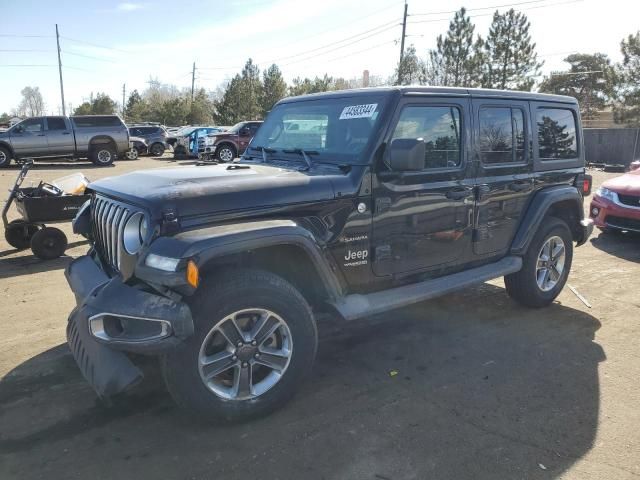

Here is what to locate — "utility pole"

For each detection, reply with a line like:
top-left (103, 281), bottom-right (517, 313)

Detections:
top-left (397, 1), bottom-right (408, 85)
top-left (55, 24), bottom-right (66, 116)
top-left (191, 62), bottom-right (196, 102)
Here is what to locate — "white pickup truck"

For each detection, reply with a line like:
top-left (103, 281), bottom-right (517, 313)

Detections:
top-left (0, 115), bottom-right (130, 167)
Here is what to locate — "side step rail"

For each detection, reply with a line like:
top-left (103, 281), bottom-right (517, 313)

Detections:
top-left (332, 256), bottom-right (522, 321)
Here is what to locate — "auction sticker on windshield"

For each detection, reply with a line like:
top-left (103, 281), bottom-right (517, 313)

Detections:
top-left (339, 104), bottom-right (378, 120)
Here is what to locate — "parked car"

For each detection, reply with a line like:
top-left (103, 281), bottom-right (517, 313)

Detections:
top-left (590, 167), bottom-right (640, 233)
top-left (0, 115), bottom-right (129, 167)
top-left (124, 136), bottom-right (147, 160)
top-left (173, 126), bottom-right (224, 158)
top-left (202, 121), bottom-right (262, 162)
top-left (65, 87), bottom-right (593, 422)
top-left (128, 125), bottom-right (169, 157)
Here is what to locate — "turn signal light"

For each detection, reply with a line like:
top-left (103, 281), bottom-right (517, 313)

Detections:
top-left (186, 260), bottom-right (199, 288)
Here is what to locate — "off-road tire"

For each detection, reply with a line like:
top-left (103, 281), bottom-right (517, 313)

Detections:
top-left (162, 269), bottom-right (317, 423)
top-left (90, 144), bottom-right (116, 166)
top-left (215, 144), bottom-right (236, 163)
top-left (0, 145), bottom-right (12, 167)
top-left (150, 143), bottom-right (165, 157)
top-left (5, 220), bottom-right (39, 249)
top-left (505, 216), bottom-right (573, 308)
top-left (30, 227), bottom-right (68, 260)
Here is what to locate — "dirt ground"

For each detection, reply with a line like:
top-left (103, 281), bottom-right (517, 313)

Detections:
top-left (0, 157), bottom-right (638, 480)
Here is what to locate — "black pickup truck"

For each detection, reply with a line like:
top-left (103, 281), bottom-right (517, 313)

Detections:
top-left (66, 87), bottom-right (593, 421)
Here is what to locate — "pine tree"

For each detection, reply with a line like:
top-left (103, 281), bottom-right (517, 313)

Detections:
top-left (261, 64), bottom-right (288, 116)
top-left (214, 75), bottom-right (244, 125)
top-left (539, 53), bottom-right (617, 120)
top-left (615, 31), bottom-right (640, 126)
top-left (125, 90), bottom-right (145, 122)
top-left (240, 58), bottom-right (263, 120)
top-left (482, 9), bottom-right (542, 91)
top-left (395, 45), bottom-right (425, 85)
top-left (427, 8), bottom-right (483, 87)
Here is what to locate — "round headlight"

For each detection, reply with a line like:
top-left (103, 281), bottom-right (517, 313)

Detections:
top-left (123, 212), bottom-right (148, 255)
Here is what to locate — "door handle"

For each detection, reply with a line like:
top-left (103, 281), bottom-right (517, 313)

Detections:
top-left (36, 134), bottom-right (45, 136)
top-left (509, 181), bottom-right (532, 192)
top-left (62, 132), bottom-right (71, 135)
top-left (446, 187), bottom-right (473, 200)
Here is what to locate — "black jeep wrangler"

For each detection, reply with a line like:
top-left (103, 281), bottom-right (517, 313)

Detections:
top-left (66, 87), bottom-right (593, 421)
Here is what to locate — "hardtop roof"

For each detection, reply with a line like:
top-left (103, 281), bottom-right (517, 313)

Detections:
top-left (278, 86), bottom-right (577, 105)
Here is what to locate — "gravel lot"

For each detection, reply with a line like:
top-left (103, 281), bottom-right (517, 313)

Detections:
top-left (0, 157), bottom-right (638, 480)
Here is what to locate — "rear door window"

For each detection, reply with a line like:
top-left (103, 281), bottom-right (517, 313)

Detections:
top-left (479, 107), bottom-right (526, 164)
top-left (46, 117), bottom-right (67, 131)
top-left (536, 108), bottom-right (578, 160)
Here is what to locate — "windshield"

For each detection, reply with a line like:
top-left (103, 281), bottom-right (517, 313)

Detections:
top-left (226, 122), bottom-right (245, 134)
top-left (250, 95), bottom-right (386, 163)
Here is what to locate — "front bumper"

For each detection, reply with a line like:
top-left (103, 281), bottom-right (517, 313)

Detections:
top-left (590, 196), bottom-right (640, 232)
top-left (65, 254), bottom-right (194, 397)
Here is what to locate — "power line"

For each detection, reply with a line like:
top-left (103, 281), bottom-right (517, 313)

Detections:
top-left (0, 64), bottom-right (57, 67)
top-left (60, 35), bottom-right (131, 54)
top-left (408, 0), bottom-right (583, 24)
top-left (0, 49), bottom-right (53, 53)
top-left (409, 0), bottom-right (549, 16)
top-left (64, 51), bottom-right (119, 63)
top-left (0, 34), bottom-right (53, 38)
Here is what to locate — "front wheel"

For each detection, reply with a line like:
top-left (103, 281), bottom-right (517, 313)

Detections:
top-left (0, 146), bottom-right (12, 168)
top-left (30, 227), bottom-right (68, 260)
top-left (149, 143), bottom-right (165, 157)
top-left (215, 144), bottom-right (236, 162)
top-left (5, 220), bottom-right (39, 249)
top-left (505, 216), bottom-right (573, 308)
top-left (162, 269), bottom-right (317, 422)
top-left (124, 148), bottom-right (139, 160)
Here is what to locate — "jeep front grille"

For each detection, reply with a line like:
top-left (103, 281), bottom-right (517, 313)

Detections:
top-left (91, 195), bottom-right (132, 270)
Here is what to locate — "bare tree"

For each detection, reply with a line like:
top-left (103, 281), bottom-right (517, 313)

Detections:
top-left (16, 86), bottom-right (45, 117)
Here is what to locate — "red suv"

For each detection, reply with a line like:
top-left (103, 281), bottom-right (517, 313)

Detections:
top-left (202, 121), bottom-right (262, 162)
top-left (590, 168), bottom-right (640, 233)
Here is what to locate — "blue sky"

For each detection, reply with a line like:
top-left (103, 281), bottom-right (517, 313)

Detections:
top-left (1, 0), bottom-right (639, 115)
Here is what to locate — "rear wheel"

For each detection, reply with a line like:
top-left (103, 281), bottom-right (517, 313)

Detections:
top-left (5, 220), bottom-right (39, 249)
top-left (505, 217), bottom-right (573, 308)
top-left (90, 144), bottom-right (116, 166)
top-left (30, 227), bottom-right (68, 260)
top-left (162, 269), bottom-right (317, 422)
top-left (0, 146), bottom-right (12, 167)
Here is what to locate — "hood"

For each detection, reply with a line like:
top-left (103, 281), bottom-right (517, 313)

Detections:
top-left (602, 170), bottom-right (640, 195)
top-left (88, 163), bottom-right (352, 220)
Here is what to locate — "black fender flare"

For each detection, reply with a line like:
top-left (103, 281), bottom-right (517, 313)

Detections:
top-left (510, 185), bottom-right (585, 256)
top-left (138, 219), bottom-right (343, 301)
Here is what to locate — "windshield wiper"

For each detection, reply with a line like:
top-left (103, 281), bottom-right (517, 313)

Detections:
top-left (283, 148), bottom-right (318, 170)
top-left (246, 145), bottom-right (276, 162)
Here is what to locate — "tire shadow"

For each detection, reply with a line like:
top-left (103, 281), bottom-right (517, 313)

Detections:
top-left (590, 229), bottom-right (640, 263)
top-left (0, 283), bottom-right (604, 480)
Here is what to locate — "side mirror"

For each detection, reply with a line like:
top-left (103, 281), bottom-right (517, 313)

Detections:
top-left (388, 138), bottom-right (425, 171)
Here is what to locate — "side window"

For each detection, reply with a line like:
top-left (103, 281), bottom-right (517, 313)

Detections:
top-left (130, 127), bottom-right (141, 136)
top-left (537, 108), bottom-right (578, 160)
top-left (478, 107), bottom-right (526, 164)
top-left (21, 118), bottom-right (44, 133)
top-left (391, 105), bottom-right (462, 169)
top-left (46, 118), bottom-right (67, 131)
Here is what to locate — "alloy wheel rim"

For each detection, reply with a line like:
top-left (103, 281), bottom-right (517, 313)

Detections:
top-left (97, 149), bottom-right (112, 163)
top-left (126, 149), bottom-right (138, 160)
top-left (151, 145), bottom-right (163, 156)
top-left (220, 148), bottom-right (233, 162)
top-left (536, 235), bottom-right (566, 292)
top-left (198, 308), bottom-right (293, 401)
top-left (0, 151), bottom-right (6, 163)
